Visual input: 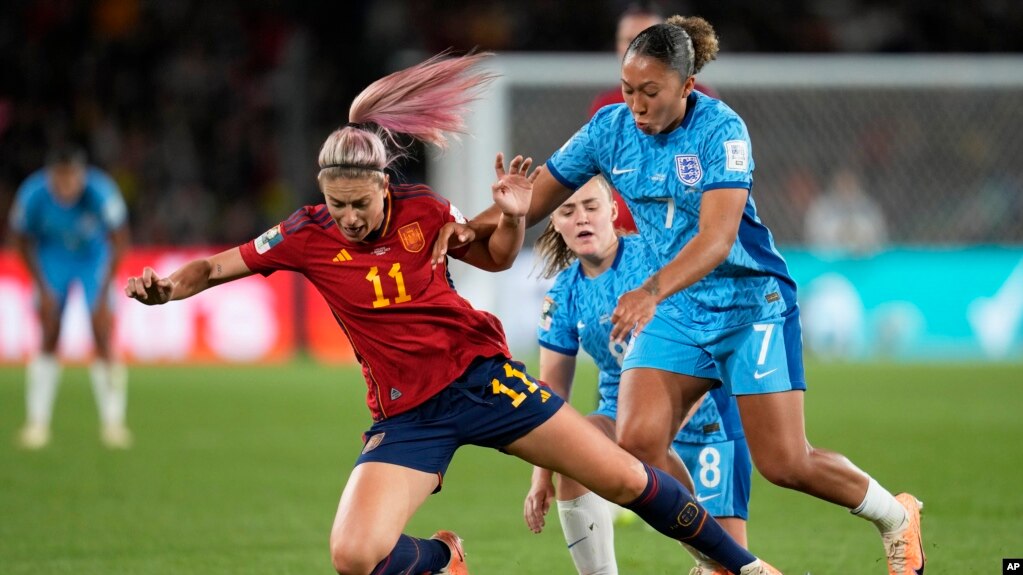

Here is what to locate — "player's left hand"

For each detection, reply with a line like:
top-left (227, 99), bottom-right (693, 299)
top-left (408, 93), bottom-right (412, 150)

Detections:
top-left (610, 287), bottom-right (658, 343)
top-left (492, 153), bottom-right (537, 219)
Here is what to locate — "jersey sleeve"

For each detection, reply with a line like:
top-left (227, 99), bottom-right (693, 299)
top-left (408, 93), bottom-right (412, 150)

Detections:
top-left (89, 169), bottom-right (128, 229)
top-left (700, 111), bottom-right (754, 192)
top-left (536, 271), bottom-right (579, 356)
top-left (238, 208), bottom-right (310, 276)
top-left (545, 109), bottom-right (608, 191)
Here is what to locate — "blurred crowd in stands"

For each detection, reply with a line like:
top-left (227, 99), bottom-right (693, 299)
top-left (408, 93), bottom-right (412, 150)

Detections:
top-left (1, 0), bottom-right (1020, 246)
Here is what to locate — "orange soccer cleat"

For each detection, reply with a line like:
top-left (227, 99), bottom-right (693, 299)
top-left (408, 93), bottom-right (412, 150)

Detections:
top-left (883, 493), bottom-right (926, 575)
top-left (431, 530), bottom-right (469, 575)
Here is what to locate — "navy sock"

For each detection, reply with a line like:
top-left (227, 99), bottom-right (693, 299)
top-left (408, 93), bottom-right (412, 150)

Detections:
top-left (370, 534), bottom-right (450, 575)
top-left (624, 464), bottom-right (757, 573)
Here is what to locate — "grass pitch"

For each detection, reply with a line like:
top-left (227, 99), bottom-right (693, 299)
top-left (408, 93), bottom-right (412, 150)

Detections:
top-left (1, 360), bottom-right (1021, 573)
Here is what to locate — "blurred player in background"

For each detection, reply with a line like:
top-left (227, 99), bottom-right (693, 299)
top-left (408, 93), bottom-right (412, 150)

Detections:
top-left (9, 145), bottom-right (131, 449)
top-left (125, 52), bottom-right (780, 575)
top-left (523, 176), bottom-right (751, 575)
top-left (444, 15), bottom-right (925, 575)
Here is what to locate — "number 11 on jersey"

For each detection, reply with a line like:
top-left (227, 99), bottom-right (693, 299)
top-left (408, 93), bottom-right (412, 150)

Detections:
top-left (367, 263), bottom-right (413, 308)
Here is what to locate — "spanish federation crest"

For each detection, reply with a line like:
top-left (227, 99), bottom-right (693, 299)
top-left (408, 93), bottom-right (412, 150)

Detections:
top-left (675, 154), bottom-right (703, 185)
top-left (398, 222), bottom-right (425, 253)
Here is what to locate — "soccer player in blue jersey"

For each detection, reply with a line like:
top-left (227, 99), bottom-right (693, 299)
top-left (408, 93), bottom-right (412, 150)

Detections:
top-left (523, 176), bottom-right (751, 575)
top-left (9, 146), bottom-right (132, 449)
top-left (439, 16), bottom-right (925, 575)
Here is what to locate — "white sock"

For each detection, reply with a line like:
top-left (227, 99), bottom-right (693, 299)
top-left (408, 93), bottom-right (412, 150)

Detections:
top-left (557, 492), bottom-right (618, 575)
top-left (90, 360), bottom-right (127, 427)
top-left (26, 354), bottom-right (61, 427)
top-left (851, 477), bottom-right (908, 533)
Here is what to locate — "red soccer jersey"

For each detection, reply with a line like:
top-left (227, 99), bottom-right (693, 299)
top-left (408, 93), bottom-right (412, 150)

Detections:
top-left (239, 184), bottom-right (511, 421)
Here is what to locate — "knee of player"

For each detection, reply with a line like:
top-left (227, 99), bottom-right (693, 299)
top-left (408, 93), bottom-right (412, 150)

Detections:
top-left (603, 458), bottom-right (650, 504)
top-left (329, 537), bottom-right (383, 575)
top-left (616, 432), bottom-right (666, 464)
top-left (753, 450), bottom-right (811, 490)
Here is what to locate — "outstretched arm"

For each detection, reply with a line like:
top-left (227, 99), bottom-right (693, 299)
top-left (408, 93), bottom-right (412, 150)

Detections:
top-left (454, 153), bottom-right (539, 272)
top-left (432, 162), bottom-right (575, 267)
top-left (124, 247), bottom-right (253, 305)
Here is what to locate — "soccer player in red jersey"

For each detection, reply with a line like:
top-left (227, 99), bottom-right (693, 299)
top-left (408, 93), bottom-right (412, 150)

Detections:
top-left (125, 52), bottom-right (779, 575)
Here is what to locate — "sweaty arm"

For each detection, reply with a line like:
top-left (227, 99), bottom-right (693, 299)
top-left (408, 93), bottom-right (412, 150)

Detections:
top-left (124, 246), bottom-right (253, 305)
top-left (610, 187), bottom-right (748, 341)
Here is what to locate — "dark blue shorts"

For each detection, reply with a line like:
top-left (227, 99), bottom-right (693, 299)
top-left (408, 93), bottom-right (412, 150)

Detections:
top-left (354, 356), bottom-right (565, 488)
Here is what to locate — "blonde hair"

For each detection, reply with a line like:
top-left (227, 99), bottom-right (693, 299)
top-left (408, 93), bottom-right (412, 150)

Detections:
top-left (318, 51), bottom-right (497, 183)
top-left (534, 175), bottom-right (616, 279)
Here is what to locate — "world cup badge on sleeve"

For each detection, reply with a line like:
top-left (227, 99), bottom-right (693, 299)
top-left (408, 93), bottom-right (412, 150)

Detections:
top-left (675, 154), bottom-right (703, 185)
top-left (254, 224), bottom-right (283, 254)
top-left (398, 222), bottom-right (425, 253)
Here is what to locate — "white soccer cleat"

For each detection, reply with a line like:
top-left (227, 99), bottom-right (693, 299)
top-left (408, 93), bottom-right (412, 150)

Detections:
top-left (17, 423), bottom-right (50, 450)
top-left (101, 423), bottom-right (133, 449)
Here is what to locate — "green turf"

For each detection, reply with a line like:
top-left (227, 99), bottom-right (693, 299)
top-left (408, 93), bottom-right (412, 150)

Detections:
top-left (1, 361), bottom-right (1021, 573)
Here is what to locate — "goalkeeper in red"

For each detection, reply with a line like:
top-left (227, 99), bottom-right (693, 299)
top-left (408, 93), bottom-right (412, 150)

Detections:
top-left (125, 52), bottom-right (780, 575)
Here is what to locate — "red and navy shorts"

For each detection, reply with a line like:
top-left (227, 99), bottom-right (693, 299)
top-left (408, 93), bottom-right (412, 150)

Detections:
top-left (354, 356), bottom-right (565, 489)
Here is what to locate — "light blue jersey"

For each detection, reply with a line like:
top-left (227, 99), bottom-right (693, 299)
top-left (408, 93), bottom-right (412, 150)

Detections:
top-left (536, 235), bottom-right (743, 444)
top-left (9, 166), bottom-right (127, 308)
top-left (547, 93), bottom-right (796, 330)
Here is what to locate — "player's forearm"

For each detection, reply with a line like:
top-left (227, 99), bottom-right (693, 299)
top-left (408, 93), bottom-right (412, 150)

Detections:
top-left (165, 259), bottom-right (216, 301)
top-left (641, 231), bottom-right (731, 303)
top-left (103, 226), bottom-right (130, 289)
top-left (483, 213), bottom-right (526, 271)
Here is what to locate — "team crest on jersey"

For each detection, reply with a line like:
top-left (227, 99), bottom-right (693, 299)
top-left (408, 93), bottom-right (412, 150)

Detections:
top-left (362, 432), bottom-right (385, 454)
top-left (398, 222), bottom-right (425, 253)
top-left (254, 224), bottom-right (284, 254)
top-left (675, 155), bottom-right (702, 185)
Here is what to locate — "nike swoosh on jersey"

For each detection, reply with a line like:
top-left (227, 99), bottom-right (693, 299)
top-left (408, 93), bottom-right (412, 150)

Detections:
top-left (753, 368), bottom-right (778, 380)
top-left (696, 493), bottom-right (720, 503)
top-left (611, 166), bottom-right (637, 175)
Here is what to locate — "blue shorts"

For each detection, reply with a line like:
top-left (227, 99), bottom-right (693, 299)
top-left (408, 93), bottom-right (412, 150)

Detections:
top-left (623, 305), bottom-right (807, 396)
top-left (39, 253), bottom-right (110, 311)
top-left (355, 356), bottom-right (565, 488)
top-left (673, 436), bottom-right (752, 519)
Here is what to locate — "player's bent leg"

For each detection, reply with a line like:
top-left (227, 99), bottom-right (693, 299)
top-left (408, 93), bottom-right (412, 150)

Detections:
top-left (737, 390), bottom-right (869, 507)
top-left (617, 368), bottom-right (712, 478)
top-left (329, 462), bottom-right (447, 575)
top-left (505, 405), bottom-right (764, 575)
top-left (739, 390), bottom-right (921, 573)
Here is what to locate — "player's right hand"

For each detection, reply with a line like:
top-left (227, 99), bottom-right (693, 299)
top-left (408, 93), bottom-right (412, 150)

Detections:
top-left (124, 267), bottom-right (173, 305)
top-left (523, 474), bottom-right (556, 533)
